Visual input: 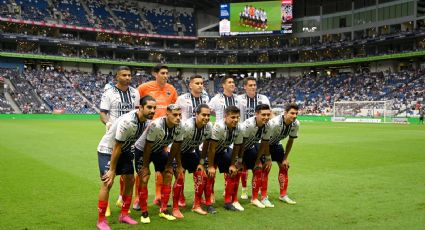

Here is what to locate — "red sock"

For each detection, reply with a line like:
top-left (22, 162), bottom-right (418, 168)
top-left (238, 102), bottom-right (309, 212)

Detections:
top-left (224, 173), bottom-right (234, 203)
top-left (252, 169), bottom-right (262, 200)
top-left (232, 172), bottom-right (241, 203)
top-left (139, 187), bottom-right (148, 213)
top-left (98, 200), bottom-right (108, 222)
top-left (155, 172), bottom-right (163, 201)
top-left (134, 175), bottom-right (140, 200)
top-left (120, 195), bottom-right (132, 215)
top-left (241, 166), bottom-right (248, 188)
top-left (172, 174), bottom-right (184, 209)
top-left (160, 184), bottom-right (172, 212)
top-left (261, 167), bottom-right (270, 200)
top-left (119, 176), bottom-right (124, 196)
top-left (193, 171), bottom-right (205, 208)
top-left (179, 172), bottom-right (186, 203)
top-left (279, 167), bottom-right (288, 197)
top-left (205, 176), bottom-right (214, 206)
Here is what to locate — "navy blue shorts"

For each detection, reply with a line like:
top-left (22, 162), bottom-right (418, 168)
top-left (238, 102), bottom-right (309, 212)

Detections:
top-left (269, 144), bottom-right (285, 163)
top-left (181, 149), bottom-right (201, 173)
top-left (97, 151), bottom-right (134, 177)
top-left (243, 144), bottom-right (259, 170)
top-left (134, 147), bottom-right (169, 173)
top-left (215, 147), bottom-right (233, 174)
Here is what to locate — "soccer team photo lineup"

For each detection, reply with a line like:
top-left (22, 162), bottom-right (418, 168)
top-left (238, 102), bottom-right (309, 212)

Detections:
top-left (1, 0), bottom-right (425, 229)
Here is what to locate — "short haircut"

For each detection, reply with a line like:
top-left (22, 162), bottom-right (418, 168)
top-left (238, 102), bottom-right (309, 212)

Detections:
top-left (224, 105), bottom-right (240, 115)
top-left (221, 75), bottom-right (234, 85)
top-left (190, 75), bottom-right (203, 82)
top-left (140, 95), bottom-right (155, 107)
top-left (166, 104), bottom-right (181, 112)
top-left (285, 103), bottom-right (299, 112)
top-left (195, 104), bottom-right (210, 114)
top-left (116, 66), bottom-right (131, 76)
top-left (243, 76), bottom-right (256, 86)
top-left (255, 104), bottom-right (270, 113)
top-left (153, 63), bottom-right (168, 73)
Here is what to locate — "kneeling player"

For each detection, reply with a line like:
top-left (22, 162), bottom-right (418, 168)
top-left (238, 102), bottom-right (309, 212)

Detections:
top-left (135, 104), bottom-right (183, 223)
top-left (171, 104), bottom-right (212, 218)
top-left (96, 96), bottom-right (156, 230)
top-left (265, 103), bottom-right (300, 204)
top-left (240, 104), bottom-right (274, 208)
top-left (206, 106), bottom-right (244, 212)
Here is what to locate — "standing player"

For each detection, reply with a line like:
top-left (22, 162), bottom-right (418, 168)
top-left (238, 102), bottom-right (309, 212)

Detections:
top-left (134, 104), bottom-right (184, 223)
top-left (176, 75), bottom-right (209, 120)
top-left (237, 76), bottom-right (271, 200)
top-left (99, 66), bottom-right (140, 216)
top-left (209, 75), bottom-right (239, 123)
top-left (96, 96), bottom-right (156, 230)
top-left (262, 103), bottom-right (300, 205)
top-left (206, 106), bottom-right (244, 212)
top-left (137, 64), bottom-right (178, 205)
top-left (419, 106), bottom-right (424, 125)
top-left (171, 104), bottom-right (212, 218)
top-left (175, 75), bottom-right (209, 206)
top-left (240, 104), bottom-right (273, 208)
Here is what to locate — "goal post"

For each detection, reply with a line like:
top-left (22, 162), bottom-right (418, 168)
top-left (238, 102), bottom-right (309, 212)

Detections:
top-left (332, 101), bottom-right (396, 123)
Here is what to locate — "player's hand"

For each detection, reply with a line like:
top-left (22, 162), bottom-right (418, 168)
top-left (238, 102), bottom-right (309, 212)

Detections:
top-left (229, 164), bottom-right (237, 177)
top-left (196, 164), bottom-right (205, 173)
top-left (208, 166), bottom-right (216, 178)
top-left (101, 170), bottom-right (116, 187)
top-left (176, 165), bottom-right (184, 175)
top-left (282, 159), bottom-right (289, 169)
top-left (105, 122), bottom-right (112, 131)
top-left (263, 159), bottom-right (272, 171)
top-left (140, 166), bottom-right (150, 177)
top-left (235, 161), bottom-right (243, 171)
top-left (254, 161), bottom-right (263, 170)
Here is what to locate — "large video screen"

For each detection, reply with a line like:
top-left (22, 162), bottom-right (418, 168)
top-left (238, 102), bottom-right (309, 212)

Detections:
top-left (219, 0), bottom-right (293, 36)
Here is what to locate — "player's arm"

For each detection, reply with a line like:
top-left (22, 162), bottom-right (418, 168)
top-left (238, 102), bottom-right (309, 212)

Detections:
top-left (207, 140), bottom-right (218, 178)
top-left (102, 141), bottom-right (123, 187)
top-left (283, 138), bottom-right (295, 169)
top-left (142, 141), bottom-right (153, 168)
top-left (100, 111), bottom-right (109, 125)
top-left (230, 143), bottom-right (243, 177)
top-left (258, 139), bottom-right (271, 170)
top-left (169, 141), bottom-right (183, 174)
top-left (198, 139), bottom-right (210, 172)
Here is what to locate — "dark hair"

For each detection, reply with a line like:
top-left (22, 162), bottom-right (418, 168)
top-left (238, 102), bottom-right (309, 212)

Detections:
top-left (224, 105), bottom-right (240, 115)
top-left (221, 75), bottom-right (234, 85)
top-left (285, 103), bottom-right (299, 112)
top-left (166, 104), bottom-right (181, 112)
top-left (140, 95), bottom-right (155, 107)
top-left (255, 104), bottom-right (270, 112)
top-left (115, 66), bottom-right (131, 76)
top-left (243, 76), bottom-right (256, 86)
top-left (190, 75), bottom-right (203, 82)
top-left (152, 63), bottom-right (168, 73)
top-left (195, 104), bottom-right (210, 114)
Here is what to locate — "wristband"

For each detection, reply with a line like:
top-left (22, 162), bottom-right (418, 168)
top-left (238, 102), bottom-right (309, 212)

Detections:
top-left (265, 155), bottom-right (272, 161)
top-left (199, 159), bottom-right (205, 165)
top-left (237, 158), bottom-right (242, 163)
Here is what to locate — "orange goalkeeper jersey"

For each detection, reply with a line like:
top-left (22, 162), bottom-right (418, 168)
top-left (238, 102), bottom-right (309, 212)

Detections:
top-left (138, 81), bottom-right (178, 119)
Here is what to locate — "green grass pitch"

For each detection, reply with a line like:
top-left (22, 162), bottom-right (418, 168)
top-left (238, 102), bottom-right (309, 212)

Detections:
top-left (230, 1), bottom-right (282, 32)
top-left (0, 119), bottom-right (425, 229)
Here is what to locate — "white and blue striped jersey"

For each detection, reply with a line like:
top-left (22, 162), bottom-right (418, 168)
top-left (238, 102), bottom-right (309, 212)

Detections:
top-left (176, 92), bottom-right (210, 120)
top-left (268, 115), bottom-right (300, 146)
top-left (180, 118), bottom-right (213, 153)
top-left (237, 93), bottom-right (271, 121)
top-left (100, 85), bottom-right (140, 123)
top-left (97, 110), bottom-right (149, 154)
top-left (135, 117), bottom-right (184, 153)
top-left (208, 93), bottom-right (240, 123)
top-left (241, 116), bottom-right (271, 149)
top-left (211, 121), bottom-right (243, 153)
